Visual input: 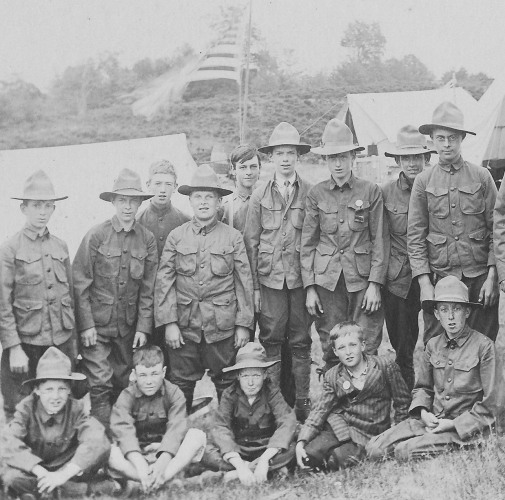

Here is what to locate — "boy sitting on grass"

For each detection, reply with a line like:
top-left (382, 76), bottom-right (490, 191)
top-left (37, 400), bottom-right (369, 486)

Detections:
top-left (202, 342), bottom-right (298, 486)
top-left (108, 345), bottom-right (206, 492)
top-left (1, 347), bottom-right (110, 500)
top-left (296, 321), bottom-right (410, 471)
top-left (367, 276), bottom-right (504, 462)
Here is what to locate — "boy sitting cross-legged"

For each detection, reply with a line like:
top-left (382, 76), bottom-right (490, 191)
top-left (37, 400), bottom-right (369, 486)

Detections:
top-left (108, 345), bottom-right (206, 492)
top-left (296, 321), bottom-right (411, 471)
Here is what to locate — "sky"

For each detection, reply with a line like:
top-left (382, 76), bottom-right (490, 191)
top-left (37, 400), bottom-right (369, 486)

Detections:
top-left (1, 0), bottom-right (504, 92)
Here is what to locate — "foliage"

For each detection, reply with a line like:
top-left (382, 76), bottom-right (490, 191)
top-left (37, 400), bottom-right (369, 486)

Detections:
top-left (441, 67), bottom-right (494, 100)
top-left (341, 21), bottom-right (386, 65)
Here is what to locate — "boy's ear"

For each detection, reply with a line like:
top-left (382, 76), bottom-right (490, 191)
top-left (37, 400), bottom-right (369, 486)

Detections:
top-left (162, 366), bottom-right (167, 377)
top-left (130, 368), bottom-right (137, 382)
top-left (20, 203), bottom-right (27, 215)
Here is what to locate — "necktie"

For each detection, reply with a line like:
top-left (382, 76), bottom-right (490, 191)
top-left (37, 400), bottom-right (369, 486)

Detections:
top-left (447, 339), bottom-right (457, 350)
top-left (284, 180), bottom-right (290, 203)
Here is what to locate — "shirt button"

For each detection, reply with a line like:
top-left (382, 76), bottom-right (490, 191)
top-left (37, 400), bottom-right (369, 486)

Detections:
top-left (159, 236), bottom-right (163, 240)
top-left (393, 208), bottom-right (397, 212)
top-left (199, 298), bottom-right (203, 302)
top-left (120, 281), bottom-right (125, 285)
top-left (45, 253), bottom-right (49, 257)
top-left (282, 232), bottom-right (286, 236)
top-left (199, 281), bottom-right (203, 285)
top-left (283, 216), bottom-right (287, 220)
top-left (47, 268), bottom-right (51, 273)
top-left (150, 412), bottom-right (154, 416)
top-left (159, 218), bottom-right (163, 222)
top-left (450, 187), bottom-right (456, 191)
top-left (436, 361), bottom-right (440, 365)
top-left (454, 236), bottom-right (459, 241)
top-left (122, 265), bottom-right (126, 269)
top-left (445, 395), bottom-right (450, 400)
top-left (123, 249), bottom-right (128, 254)
top-left (448, 378), bottom-right (452, 382)
top-left (452, 221), bottom-right (456, 225)
top-left (450, 171), bottom-right (454, 175)
top-left (448, 360), bottom-right (453, 366)
top-left (340, 219), bottom-right (344, 223)
top-left (200, 264), bottom-right (205, 268)
top-left (282, 246), bottom-right (286, 251)
top-left (340, 249), bottom-right (344, 254)
top-left (48, 284), bottom-right (53, 289)
top-left (451, 204), bottom-right (456, 208)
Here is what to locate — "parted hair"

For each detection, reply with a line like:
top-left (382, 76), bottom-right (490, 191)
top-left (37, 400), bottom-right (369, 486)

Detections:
top-left (133, 344), bottom-right (165, 368)
top-left (330, 321), bottom-right (364, 343)
top-left (148, 159), bottom-right (177, 182)
top-left (230, 144), bottom-right (261, 169)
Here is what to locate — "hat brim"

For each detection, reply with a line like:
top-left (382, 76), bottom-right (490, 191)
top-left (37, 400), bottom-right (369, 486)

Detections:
top-left (311, 145), bottom-right (365, 156)
top-left (421, 299), bottom-right (482, 312)
top-left (384, 147), bottom-right (437, 158)
top-left (419, 123), bottom-right (476, 136)
top-left (23, 372), bottom-right (87, 385)
top-left (178, 186), bottom-right (233, 197)
top-left (222, 359), bottom-right (280, 372)
top-left (258, 144), bottom-right (311, 155)
top-left (100, 190), bottom-right (153, 202)
top-left (12, 195), bottom-right (68, 201)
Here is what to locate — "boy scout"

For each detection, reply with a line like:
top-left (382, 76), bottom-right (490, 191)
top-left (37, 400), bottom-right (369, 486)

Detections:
top-left (155, 164), bottom-right (254, 412)
top-left (73, 168), bottom-right (158, 430)
top-left (296, 322), bottom-right (410, 471)
top-left (367, 276), bottom-right (503, 461)
top-left (380, 125), bottom-right (435, 390)
top-left (408, 101), bottom-right (498, 343)
top-left (221, 144), bottom-right (261, 233)
top-left (244, 122), bottom-right (313, 421)
top-left (1, 347), bottom-right (110, 499)
top-left (302, 119), bottom-right (388, 365)
top-left (0, 170), bottom-right (77, 421)
top-left (109, 345), bottom-right (206, 492)
top-left (203, 343), bottom-right (297, 486)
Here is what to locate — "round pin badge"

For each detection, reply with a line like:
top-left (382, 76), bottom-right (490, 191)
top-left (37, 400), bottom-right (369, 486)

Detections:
top-left (355, 199), bottom-right (363, 208)
top-left (343, 381), bottom-right (351, 390)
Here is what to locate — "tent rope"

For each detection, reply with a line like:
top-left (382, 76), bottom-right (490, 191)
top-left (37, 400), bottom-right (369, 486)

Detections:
top-left (299, 102), bottom-right (341, 136)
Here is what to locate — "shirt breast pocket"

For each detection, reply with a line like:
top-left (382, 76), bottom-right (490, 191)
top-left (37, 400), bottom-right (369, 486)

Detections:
top-left (95, 245), bottom-right (121, 277)
top-left (348, 200), bottom-right (370, 232)
top-left (290, 201), bottom-right (305, 230)
top-left (429, 353), bottom-right (447, 393)
top-left (385, 203), bottom-right (408, 235)
top-left (459, 183), bottom-right (485, 215)
top-left (317, 201), bottom-right (339, 234)
top-left (15, 253), bottom-right (43, 285)
top-left (425, 187), bottom-right (449, 219)
top-left (175, 245), bottom-right (198, 276)
top-left (454, 357), bottom-right (481, 393)
top-left (260, 200), bottom-right (282, 230)
top-left (130, 249), bottom-right (148, 280)
top-left (210, 246), bottom-right (234, 276)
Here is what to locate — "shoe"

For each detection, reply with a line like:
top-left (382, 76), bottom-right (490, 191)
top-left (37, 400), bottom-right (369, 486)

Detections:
top-left (295, 398), bottom-right (311, 423)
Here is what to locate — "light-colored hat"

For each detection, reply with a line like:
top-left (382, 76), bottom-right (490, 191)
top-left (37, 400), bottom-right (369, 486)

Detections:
top-left (178, 164), bottom-right (233, 197)
top-left (419, 101), bottom-right (476, 136)
top-left (12, 170), bottom-right (68, 201)
top-left (24, 347), bottom-right (86, 385)
top-left (258, 122), bottom-right (311, 155)
top-left (384, 125), bottom-right (437, 157)
top-left (311, 119), bottom-right (365, 156)
top-left (422, 275), bottom-right (482, 312)
top-left (222, 342), bottom-right (280, 372)
top-left (100, 168), bottom-right (153, 202)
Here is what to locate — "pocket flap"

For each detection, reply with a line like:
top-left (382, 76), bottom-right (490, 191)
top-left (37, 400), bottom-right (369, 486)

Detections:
top-left (317, 201), bottom-right (338, 214)
top-left (469, 227), bottom-right (487, 241)
top-left (15, 253), bottom-right (42, 264)
top-left (459, 183), bottom-right (481, 196)
top-left (426, 233), bottom-right (447, 246)
top-left (316, 243), bottom-right (336, 256)
top-left (176, 295), bottom-right (193, 306)
top-left (260, 199), bottom-right (282, 211)
top-left (176, 245), bottom-right (198, 256)
top-left (13, 299), bottom-right (43, 311)
top-left (210, 246), bottom-right (234, 256)
top-left (259, 243), bottom-right (275, 254)
top-left (385, 202), bottom-right (408, 214)
top-left (425, 187), bottom-right (449, 197)
top-left (429, 354), bottom-right (446, 368)
top-left (92, 289), bottom-right (114, 305)
top-left (213, 293), bottom-right (236, 306)
top-left (131, 249), bottom-right (148, 260)
top-left (354, 241), bottom-right (372, 255)
top-left (348, 200), bottom-right (371, 211)
top-left (454, 357), bottom-right (479, 372)
top-left (51, 251), bottom-right (67, 263)
top-left (97, 246), bottom-right (122, 258)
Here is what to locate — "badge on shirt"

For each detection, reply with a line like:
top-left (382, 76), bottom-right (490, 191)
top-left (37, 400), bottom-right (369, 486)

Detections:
top-left (354, 199), bottom-right (365, 223)
top-left (343, 381), bottom-right (351, 390)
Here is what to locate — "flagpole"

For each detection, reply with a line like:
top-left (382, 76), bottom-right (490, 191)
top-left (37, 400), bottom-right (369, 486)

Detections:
top-left (241, 0), bottom-right (253, 143)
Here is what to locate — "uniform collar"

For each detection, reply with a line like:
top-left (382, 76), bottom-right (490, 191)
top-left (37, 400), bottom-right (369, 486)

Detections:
top-left (398, 171), bottom-right (413, 191)
top-left (234, 189), bottom-right (251, 202)
top-left (149, 201), bottom-right (172, 216)
top-left (444, 324), bottom-right (472, 348)
top-left (23, 224), bottom-right (49, 240)
top-left (345, 356), bottom-right (369, 380)
top-left (132, 380), bottom-right (166, 398)
top-left (111, 215), bottom-right (137, 233)
top-left (439, 154), bottom-right (465, 172)
top-left (36, 397), bottom-right (66, 425)
top-left (191, 216), bottom-right (218, 234)
top-left (274, 172), bottom-right (297, 188)
top-left (330, 172), bottom-right (355, 190)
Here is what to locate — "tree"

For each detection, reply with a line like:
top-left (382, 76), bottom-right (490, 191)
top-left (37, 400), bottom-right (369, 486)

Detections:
top-left (341, 21), bottom-right (386, 65)
top-left (441, 68), bottom-right (493, 100)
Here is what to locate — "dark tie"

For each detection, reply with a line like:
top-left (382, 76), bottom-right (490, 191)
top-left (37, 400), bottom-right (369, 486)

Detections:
top-left (447, 339), bottom-right (458, 350)
top-left (284, 180), bottom-right (290, 203)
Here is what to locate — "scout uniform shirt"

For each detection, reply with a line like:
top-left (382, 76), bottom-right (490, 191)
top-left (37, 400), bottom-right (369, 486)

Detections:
top-left (408, 155), bottom-right (497, 280)
top-left (411, 325), bottom-right (501, 440)
top-left (244, 174), bottom-right (312, 291)
top-left (72, 216), bottom-right (158, 339)
top-left (211, 378), bottom-right (297, 457)
top-left (137, 201), bottom-right (190, 260)
top-left (1, 393), bottom-right (110, 473)
top-left (111, 379), bottom-right (188, 457)
top-left (155, 218), bottom-right (254, 344)
top-left (298, 356), bottom-right (410, 447)
top-left (380, 172), bottom-right (415, 299)
top-left (301, 173), bottom-right (388, 293)
top-left (0, 225), bottom-right (75, 350)
top-left (220, 189), bottom-right (253, 234)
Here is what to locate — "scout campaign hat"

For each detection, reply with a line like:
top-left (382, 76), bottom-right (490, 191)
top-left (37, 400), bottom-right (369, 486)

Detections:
top-left (100, 168), bottom-right (154, 202)
top-left (311, 118), bottom-right (365, 156)
top-left (422, 275), bottom-right (482, 312)
top-left (419, 101), bottom-right (476, 136)
top-left (258, 122), bottom-right (311, 155)
top-left (178, 163), bottom-right (233, 197)
top-left (222, 342), bottom-right (280, 372)
top-left (12, 170), bottom-right (68, 201)
top-left (384, 125), bottom-right (437, 157)
top-left (23, 347), bottom-right (87, 385)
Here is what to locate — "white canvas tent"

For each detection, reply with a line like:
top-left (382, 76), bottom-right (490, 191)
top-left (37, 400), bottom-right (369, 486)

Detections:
top-left (337, 88), bottom-right (479, 157)
top-left (0, 133), bottom-right (197, 257)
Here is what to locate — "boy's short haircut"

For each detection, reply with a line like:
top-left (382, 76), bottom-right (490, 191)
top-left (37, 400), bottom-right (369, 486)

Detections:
top-left (133, 345), bottom-right (165, 368)
top-left (148, 159), bottom-right (177, 182)
top-left (330, 321), bottom-right (364, 343)
top-left (230, 145), bottom-right (261, 169)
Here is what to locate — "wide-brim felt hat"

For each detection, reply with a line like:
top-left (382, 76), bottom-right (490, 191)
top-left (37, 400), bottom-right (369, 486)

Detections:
top-left (12, 169), bottom-right (68, 201)
top-left (385, 124), bottom-right (437, 157)
top-left (258, 122), bottom-right (311, 155)
top-left (100, 168), bottom-right (154, 202)
top-left (419, 101), bottom-right (476, 136)
top-left (178, 164), bottom-right (233, 196)
top-left (23, 347), bottom-right (87, 385)
top-left (222, 342), bottom-right (280, 372)
top-left (311, 118), bottom-right (365, 156)
top-left (422, 275), bottom-right (482, 312)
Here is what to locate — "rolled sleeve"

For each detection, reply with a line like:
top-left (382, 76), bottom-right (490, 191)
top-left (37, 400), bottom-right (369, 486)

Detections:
top-left (110, 391), bottom-right (142, 456)
top-left (232, 232), bottom-right (254, 330)
top-left (154, 233), bottom-right (178, 328)
top-left (244, 190), bottom-right (262, 290)
top-left (300, 189), bottom-right (320, 288)
top-left (158, 385), bottom-right (189, 457)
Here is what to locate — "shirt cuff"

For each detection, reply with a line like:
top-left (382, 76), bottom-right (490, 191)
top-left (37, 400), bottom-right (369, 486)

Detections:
top-left (223, 452), bottom-right (240, 463)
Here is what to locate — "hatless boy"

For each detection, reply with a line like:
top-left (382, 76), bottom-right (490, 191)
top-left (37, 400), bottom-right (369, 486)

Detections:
top-left (73, 168), bottom-right (158, 430)
top-left (108, 345), bottom-right (206, 492)
top-left (203, 342), bottom-right (297, 486)
top-left (296, 322), bottom-right (410, 471)
top-left (367, 276), bottom-right (503, 462)
top-left (0, 170), bottom-right (77, 421)
top-left (1, 347), bottom-right (110, 499)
